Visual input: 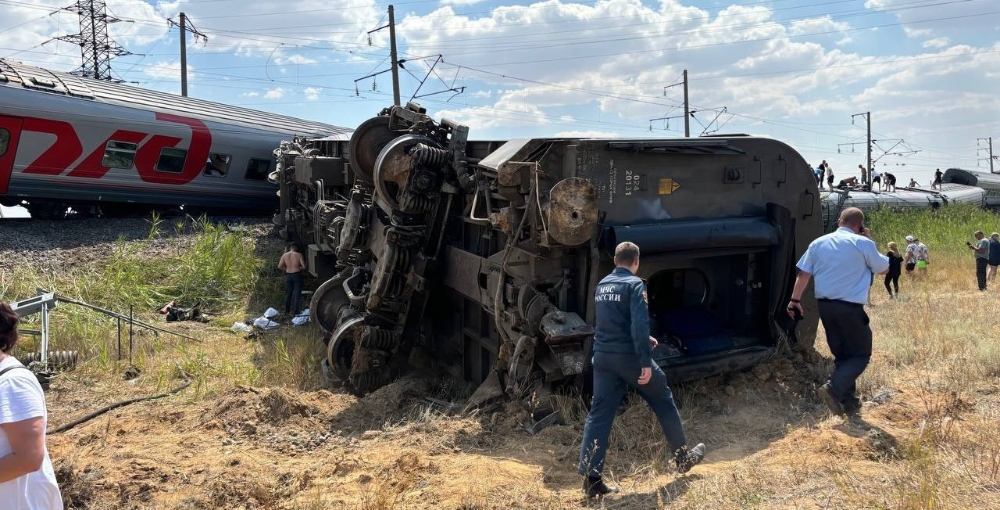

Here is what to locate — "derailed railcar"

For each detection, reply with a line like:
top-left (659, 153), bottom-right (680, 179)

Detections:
top-left (275, 103), bottom-right (822, 396)
top-left (942, 168), bottom-right (1000, 209)
top-left (819, 183), bottom-right (988, 233)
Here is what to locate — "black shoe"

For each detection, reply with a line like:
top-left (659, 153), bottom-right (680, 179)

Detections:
top-left (583, 477), bottom-right (618, 499)
top-left (676, 443), bottom-right (706, 474)
top-left (817, 383), bottom-right (845, 415)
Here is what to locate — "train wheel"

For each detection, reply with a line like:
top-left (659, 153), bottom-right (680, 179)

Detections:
top-left (372, 134), bottom-right (438, 211)
top-left (310, 273), bottom-right (352, 335)
top-left (348, 115), bottom-right (396, 185)
top-left (326, 316), bottom-right (361, 382)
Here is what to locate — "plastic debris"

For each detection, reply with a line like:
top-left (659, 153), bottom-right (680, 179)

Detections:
top-left (231, 322), bottom-right (252, 332)
top-left (253, 316), bottom-right (280, 330)
top-left (292, 308), bottom-right (311, 326)
top-left (264, 307), bottom-right (279, 319)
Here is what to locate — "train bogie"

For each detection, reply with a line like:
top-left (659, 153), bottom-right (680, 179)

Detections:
top-left (277, 103), bottom-right (823, 398)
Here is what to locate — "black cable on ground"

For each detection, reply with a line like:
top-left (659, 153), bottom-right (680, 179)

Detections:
top-left (47, 379), bottom-right (193, 435)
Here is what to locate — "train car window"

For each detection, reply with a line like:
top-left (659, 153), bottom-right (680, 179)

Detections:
top-left (244, 158), bottom-right (270, 181)
top-left (204, 153), bottom-right (231, 177)
top-left (0, 128), bottom-right (9, 157)
top-left (156, 148), bottom-right (188, 173)
top-left (101, 140), bottom-right (138, 169)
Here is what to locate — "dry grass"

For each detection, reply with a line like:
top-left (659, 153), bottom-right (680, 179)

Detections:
top-left (4, 207), bottom-right (1000, 509)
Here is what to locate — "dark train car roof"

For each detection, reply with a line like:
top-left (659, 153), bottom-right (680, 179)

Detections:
top-left (0, 59), bottom-right (351, 138)
top-left (943, 168), bottom-right (1000, 188)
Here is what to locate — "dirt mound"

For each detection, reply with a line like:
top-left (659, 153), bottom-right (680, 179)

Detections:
top-left (210, 386), bottom-right (317, 424)
top-left (329, 371), bottom-right (438, 431)
top-left (204, 386), bottom-right (334, 454)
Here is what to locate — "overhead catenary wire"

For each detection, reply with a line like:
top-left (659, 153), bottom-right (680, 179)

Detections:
top-left (3, 0), bottom-right (994, 154)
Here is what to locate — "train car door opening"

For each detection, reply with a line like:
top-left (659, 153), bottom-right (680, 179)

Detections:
top-left (0, 115), bottom-right (24, 195)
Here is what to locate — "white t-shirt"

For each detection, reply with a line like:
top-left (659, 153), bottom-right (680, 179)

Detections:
top-left (0, 356), bottom-right (63, 510)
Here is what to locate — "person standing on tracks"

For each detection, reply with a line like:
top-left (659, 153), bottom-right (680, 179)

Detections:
top-left (787, 208), bottom-right (889, 417)
top-left (277, 242), bottom-right (308, 317)
top-left (0, 301), bottom-right (63, 510)
top-left (967, 231), bottom-right (990, 291)
top-left (884, 242), bottom-right (904, 298)
top-left (578, 242), bottom-right (705, 499)
top-left (987, 233), bottom-right (1000, 283)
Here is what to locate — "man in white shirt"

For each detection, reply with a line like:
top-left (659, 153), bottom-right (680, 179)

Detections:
top-left (787, 208), bottom-right (889, 417)
top-left (870, 169), bottom-right (882, 191)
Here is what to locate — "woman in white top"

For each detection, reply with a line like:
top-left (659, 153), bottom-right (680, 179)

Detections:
top-left (0, 300), bottom-right (63, 510)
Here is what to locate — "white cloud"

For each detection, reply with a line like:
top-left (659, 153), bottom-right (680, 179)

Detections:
top-left (304, 87), bottom-right (322, 100)
top-left (276, 54), bottom-right (319, 65)
top-left (2, 0), bottom-right (997, 181)
top-left (142, 61), bottom-right (192, 81)
top-left (441, 0), bottom-right (488, 5)
top-left (788, 16), bottom-right (849, 37)
top-left (923, 37), bottom-right (950, 49)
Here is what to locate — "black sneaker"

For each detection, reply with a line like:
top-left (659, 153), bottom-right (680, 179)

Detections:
top-left (583, 477), bottom-right (618, 499)
top-left (676, 443), bottom-right (706, 474)
top-left (817, 383), bottom-right (845, 415)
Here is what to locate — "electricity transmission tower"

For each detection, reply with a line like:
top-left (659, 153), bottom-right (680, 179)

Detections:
top-left (55, 0), bottom-right (132, 82)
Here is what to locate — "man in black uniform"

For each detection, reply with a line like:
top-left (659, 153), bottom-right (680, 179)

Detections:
top-left (933, 168), bottom-right (943, 189)
top-left (578, 242), bottom-right (705, 499)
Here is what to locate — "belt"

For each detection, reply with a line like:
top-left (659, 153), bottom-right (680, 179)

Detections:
top-left (816, 298), bottom-right (864, 307)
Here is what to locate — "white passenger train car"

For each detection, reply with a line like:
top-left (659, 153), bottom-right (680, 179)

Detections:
top-left (0, 59), bottom-right (352, 218)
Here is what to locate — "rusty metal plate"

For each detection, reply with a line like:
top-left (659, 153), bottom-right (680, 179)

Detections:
top-left (547, 177), bottom-right (598, 246)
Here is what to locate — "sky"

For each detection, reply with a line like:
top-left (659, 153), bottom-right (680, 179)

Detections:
top-left (2, 0), bottom-right (999, 185)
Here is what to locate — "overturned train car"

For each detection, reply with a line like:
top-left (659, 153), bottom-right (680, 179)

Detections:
top-left (275, 103), bottom-right (823, 395)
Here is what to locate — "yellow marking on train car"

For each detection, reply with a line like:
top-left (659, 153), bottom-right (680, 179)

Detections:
top-left (658, 178), bottom-right (680, 195)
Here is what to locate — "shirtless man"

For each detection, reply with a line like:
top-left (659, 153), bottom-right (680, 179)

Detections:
top-left (278, 243), bottom-right (308, 316)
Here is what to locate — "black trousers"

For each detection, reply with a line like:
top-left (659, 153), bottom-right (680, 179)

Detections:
top-left (884, 272), bottom-right (900, 296)
top-left (817, 299), bottom-right (871, 410)
top-left (284, 272), bottom-right (304, 313)
top-left (977, 258), bottom-right (988, 291)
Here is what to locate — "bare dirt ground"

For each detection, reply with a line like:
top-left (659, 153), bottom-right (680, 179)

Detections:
top-left (6, 217), bottom-right (1000, 509)
top-left (45, 354), bottom-right (997, 510)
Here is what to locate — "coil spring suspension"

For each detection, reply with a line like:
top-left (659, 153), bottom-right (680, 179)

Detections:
top-left (20, 351), bottom-right (79, 369)
top-left (412, 143), bottom-right (449, 167)
top-left (359, 326), bottom-right (401, 350)
top-left (398, 193), bottom-right (435, 214)
top-left (394, 248), bottom-right (412, 270)
top-left (386, 274), bottom-right (406, 295)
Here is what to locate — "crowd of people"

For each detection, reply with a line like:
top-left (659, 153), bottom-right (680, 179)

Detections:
top-left (874, 231), bottom-right (999, 297)
top-left (809, 161), bottom-right (956, 193)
